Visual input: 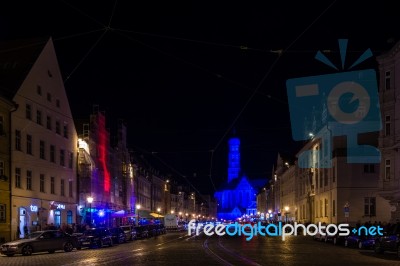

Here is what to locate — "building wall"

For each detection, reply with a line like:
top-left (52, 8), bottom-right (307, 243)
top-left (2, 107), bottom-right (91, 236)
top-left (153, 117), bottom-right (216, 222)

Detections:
top-left (0, 97), bottom-right (15, 243)
top-left (377, 42), bottom-right (400, 222)
top-left (10, 38), bottom-right (78, 240)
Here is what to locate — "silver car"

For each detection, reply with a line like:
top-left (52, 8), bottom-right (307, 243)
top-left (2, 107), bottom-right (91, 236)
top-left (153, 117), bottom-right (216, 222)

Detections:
top-left (0, 230), bottom-right (78, 257)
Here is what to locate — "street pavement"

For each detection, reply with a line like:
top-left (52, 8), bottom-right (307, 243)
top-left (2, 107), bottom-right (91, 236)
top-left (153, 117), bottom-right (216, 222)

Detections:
top-left (1, 231), bottom-right (400, 265)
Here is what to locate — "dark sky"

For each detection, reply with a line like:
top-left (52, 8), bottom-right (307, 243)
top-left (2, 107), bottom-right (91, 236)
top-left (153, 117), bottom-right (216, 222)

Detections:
top-left (1, 1), bottom-right (399, 196)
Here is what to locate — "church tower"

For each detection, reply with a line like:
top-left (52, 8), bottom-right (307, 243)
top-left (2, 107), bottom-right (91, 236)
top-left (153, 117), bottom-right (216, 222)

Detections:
top-left (227, 137), bottom-right (241, 183)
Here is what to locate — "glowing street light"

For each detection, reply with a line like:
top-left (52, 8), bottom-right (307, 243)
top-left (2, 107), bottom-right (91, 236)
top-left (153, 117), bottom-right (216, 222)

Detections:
top-left (136, 204), bottom-right (141, 226)
top-left (87, 196), bottom-right (93, 226)
top-left (157, 207), bottom-right (161, 218)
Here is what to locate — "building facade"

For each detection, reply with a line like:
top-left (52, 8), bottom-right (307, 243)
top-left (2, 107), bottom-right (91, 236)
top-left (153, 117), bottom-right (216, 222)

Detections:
top-left (377, 41), bottom-right (400, 222)
top-left (0, 96), bottom-right (15, 243)
top-left (7, 38), bottom-right (78, 240)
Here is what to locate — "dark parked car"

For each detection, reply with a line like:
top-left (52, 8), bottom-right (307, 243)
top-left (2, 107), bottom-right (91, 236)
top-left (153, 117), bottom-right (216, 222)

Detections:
top-left (120, 225), bottom-right (137, 241)
top-left (109, 227), bottom-right (126, 244)
top-left (0, 230), bottom-right (78, 257)
top-left (374, 223), bottom-right (400, 257)
top-left (77, 228), bottom-right (113, 249)
top-left (155, 224), bottom-right (166, 235)
top-left (146, 224), bottom-right (157, 237)
top-left (158, 224), bottom-right (166, 234)
top-left (134, 226), bottom-right (149, 239)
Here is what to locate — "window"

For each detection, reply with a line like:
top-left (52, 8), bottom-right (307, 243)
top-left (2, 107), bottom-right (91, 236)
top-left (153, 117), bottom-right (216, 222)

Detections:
top-left (26, 135), bottom-right (32, 155)
top-left (385, 159), bottom-right (391, 180)
top-left (56, 99), bottom-right (60, 108)
top-left (40, 174), bottom-right (45, 192)
top-left (0, 115), bottom-right (4, 135)
top-left (332, 200), bottom-right (336, 217)
top-left (37, 85), bottom-right (42, 95)
top-left (364, 164), bottom-right (375, 173)
top-left (51, 177), bottom-right (55, 194)
top-left (61, 179), bottom-right (65, 196)
top-left (15, 168), bottom-right (21, 188)
top-left (36, 110), bottom-right (42, 125)
top-left (69, 179), bottom-right (73, 197)
top-left (324, 198), bottom-right (328, 217)
top-left (67, 210), bottom-right (72, 224)
top-left (46, 116), bottom-right (52, 130)
top-left (54, 210), bottom-right (61, 227)
top-left (50, 145), bottom-right (56, 163)
top-left (56, 121), bottom-right (60, 135)
top-left (15, 130), bottom-right (21, 151)
top-left (385, 71), bottom-right (391, 90)
top-left (319, 199), bottom-right (323, 217)
top-left (319, 169), bottom-right (323, 188)
top-left (0, 160), bottom-right (3, 177)
top-left (68, 152), bottom-right (73, 169)
top-left (26, 170), bottom-right (32, 190)
top-left (60, 149), bottom-right (65, 166)
top-left (364, 197), bottom-right (376, 216)
top-left (0, 204), bottom-right (5, 223)
top-left (63, 123), bottom-right (68, 138)
top-left (385, 115), bottom-right (391, 136)
top-left (47, 92), bottom-right (52, 102)
top-left (40, 140), bottom-right (45, 159)
top-left (324, 168), bottom-right (328, 186)
top-left (25, 104), bottom-right (31, 120)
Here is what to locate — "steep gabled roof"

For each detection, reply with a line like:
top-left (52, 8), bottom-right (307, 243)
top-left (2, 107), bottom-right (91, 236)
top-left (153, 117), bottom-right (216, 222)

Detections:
top-left (0, 37), bottom-right (49, 99)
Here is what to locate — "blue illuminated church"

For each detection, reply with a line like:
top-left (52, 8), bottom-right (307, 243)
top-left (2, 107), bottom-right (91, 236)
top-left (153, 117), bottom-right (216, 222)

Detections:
top-left (214, 136), bottom-right (264, 220)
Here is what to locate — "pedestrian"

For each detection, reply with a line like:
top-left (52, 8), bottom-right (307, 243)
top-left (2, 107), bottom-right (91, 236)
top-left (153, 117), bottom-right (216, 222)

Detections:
top-left (17, 224), bottom-right (21, 239)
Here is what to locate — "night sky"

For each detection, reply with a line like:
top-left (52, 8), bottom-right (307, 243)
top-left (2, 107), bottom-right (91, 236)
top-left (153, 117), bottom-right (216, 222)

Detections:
top-left (1, 1), bottom-right (399, 196)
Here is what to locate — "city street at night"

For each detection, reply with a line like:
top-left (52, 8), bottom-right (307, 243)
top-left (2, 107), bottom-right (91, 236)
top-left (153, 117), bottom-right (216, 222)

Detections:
top-left (1, 231), bottom-right (399, 266)
top-left (2, 1), bottom-right (400, 266)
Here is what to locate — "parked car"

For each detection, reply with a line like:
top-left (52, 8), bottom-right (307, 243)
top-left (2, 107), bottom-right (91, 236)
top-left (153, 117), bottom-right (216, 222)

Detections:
top-left (374, 223), bottom-right (400, 257)
top-left (134, 226), bottom-right (149, 239)
top-left (155, 224), bottom-right (166, 235)
top-left (120, 225), bottom-right (137, 241)
top-left (0, 230), bottom-right (79, 257)
top-left (344, 227), bottom-right (377, 249)
top-left (158, 224), bottom-right (166, 234)
top-left (77, 228), bottom-right (113, 249)
top-left (109, 227), bottom-right (126, 244)
top-left (146, 224), bottom-right (157, 237)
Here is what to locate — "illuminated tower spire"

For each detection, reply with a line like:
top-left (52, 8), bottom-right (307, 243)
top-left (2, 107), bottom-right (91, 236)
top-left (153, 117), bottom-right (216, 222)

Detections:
top-left (227, 136), bottom-right (241, 183)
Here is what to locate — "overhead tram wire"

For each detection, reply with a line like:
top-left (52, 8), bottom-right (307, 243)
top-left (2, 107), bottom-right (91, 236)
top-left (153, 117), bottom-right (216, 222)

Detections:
top-left (209, 0), bottom-right (338, 184)
top-left (64, 29), bottom-right (108, 83)
top-left (132, 145), bottom-right (212, 205)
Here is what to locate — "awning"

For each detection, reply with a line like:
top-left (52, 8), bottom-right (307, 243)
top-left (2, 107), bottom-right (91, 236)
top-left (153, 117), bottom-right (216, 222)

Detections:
top-left (150, 212), bottom-right (164, 218)
top-left (111, 210), bottom-right (126, 218)
top-left (138, 210), bottom-right (152, 219)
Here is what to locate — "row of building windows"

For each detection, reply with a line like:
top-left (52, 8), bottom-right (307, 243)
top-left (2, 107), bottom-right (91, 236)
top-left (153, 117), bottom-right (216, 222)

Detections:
top-left (0, 204), bottom-right (5, 223)
top-left (297, 197), bottom-right (376, 220)
top-left (25, 104), bottom-right (68, 138)
top-left (15, 130), bottom-right (73, 168)
top-left (14, 168), bottom-right (73, 197)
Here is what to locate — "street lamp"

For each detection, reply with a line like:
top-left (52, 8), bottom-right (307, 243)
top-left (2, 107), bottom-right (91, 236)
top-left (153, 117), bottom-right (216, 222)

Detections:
top-left (136, 204), bottom-right (141, 226)
top-left (157, 208), bottom-right (161, 219)
top-left (87, 196), bottom-right (94, 226)
top-left (268, 209), bottom-right (272, 222)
